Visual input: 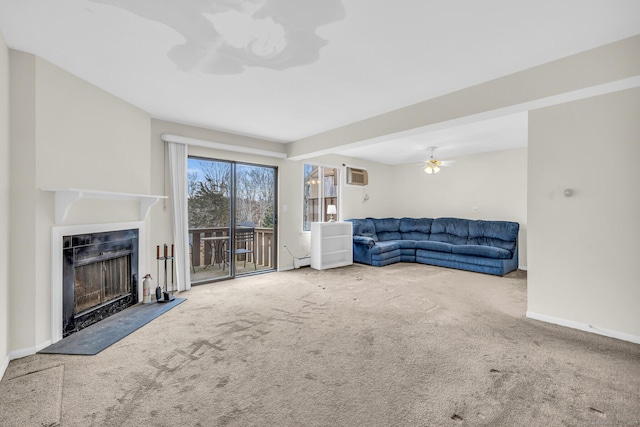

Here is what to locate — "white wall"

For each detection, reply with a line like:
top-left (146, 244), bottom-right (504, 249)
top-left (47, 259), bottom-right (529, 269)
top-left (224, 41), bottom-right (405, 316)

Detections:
top-left (528, 88), bottom-right (640, 341)
top-left (0, 31), bottom-right (10, 379)
top-left (9, 50), bottom-right (151, 355)
top-left (391, 148), bottom-right (528, 267)
top-left (9, 50), bottom-right (38, 355)
top-left (313, 154), bottom-right (396, 220)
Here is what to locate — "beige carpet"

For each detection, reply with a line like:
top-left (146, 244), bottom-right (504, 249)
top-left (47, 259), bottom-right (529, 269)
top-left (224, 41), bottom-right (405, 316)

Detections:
top-left (1, 263), bottom-right (639, 426)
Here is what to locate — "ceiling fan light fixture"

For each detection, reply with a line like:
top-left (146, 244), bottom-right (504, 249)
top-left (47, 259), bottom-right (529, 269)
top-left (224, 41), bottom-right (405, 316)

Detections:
top-left (423, 164), bottom-right (440, 174)
top-left (423, 147), bottom-right (443, 175)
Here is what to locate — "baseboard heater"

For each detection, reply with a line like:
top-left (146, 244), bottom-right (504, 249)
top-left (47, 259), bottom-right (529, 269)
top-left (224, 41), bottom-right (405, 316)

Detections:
top-left (293, 256), bottom-right (311, 269)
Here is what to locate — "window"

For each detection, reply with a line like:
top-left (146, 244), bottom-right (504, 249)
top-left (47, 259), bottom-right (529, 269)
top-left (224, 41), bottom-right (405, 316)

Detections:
top-left (303, 164), bottom-right (340, 231)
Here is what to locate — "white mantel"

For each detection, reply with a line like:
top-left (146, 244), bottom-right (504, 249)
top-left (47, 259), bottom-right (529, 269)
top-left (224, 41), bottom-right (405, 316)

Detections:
top-left (42, 188), bottom-right (166, 224)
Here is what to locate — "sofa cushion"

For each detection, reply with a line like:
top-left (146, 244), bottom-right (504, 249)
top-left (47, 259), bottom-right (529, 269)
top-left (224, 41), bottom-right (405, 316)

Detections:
top-left (416, 250), bottom-right (506, 275)
top-left (417, 249), bottom-right (506, 267)
top-left (399, 217), bottom-right (432, 241)
top-left (451, 244), bottom-right (512, 259)
top-left (348, 218), bottom-right (378, 242)
top-left (467, 220), bottom-right (519, 253)
top-left (415, 240), bottom-right (454, 253)
top-left (395, 240), bottom-right (416, 249)
top-left (353, 235), bottom-right (376, 248)
top-left (369, 218), bottom-right (401, 241)
top-left (429, 218), bottom-right (470, 245)
top-left (370, 240), bottom-right (400, 255)
top-left (372, 250), bottom-right (402, 262)
top-left (371, 253), bottom-right (402, 266)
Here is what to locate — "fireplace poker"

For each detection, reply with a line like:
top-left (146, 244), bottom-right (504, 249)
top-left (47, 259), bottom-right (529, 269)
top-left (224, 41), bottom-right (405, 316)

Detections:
top-left (159, 243), bottom-right (175, 302)
top-left (171, 244), bottom-right (175, 291)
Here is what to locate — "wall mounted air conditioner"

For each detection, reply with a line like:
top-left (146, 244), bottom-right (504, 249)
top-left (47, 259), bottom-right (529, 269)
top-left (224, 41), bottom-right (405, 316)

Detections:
top-left (346, 167), bottom-right (368, 186)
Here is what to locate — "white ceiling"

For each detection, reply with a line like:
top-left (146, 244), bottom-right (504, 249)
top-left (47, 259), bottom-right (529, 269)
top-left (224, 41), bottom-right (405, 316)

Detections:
top-left (1, 0), bottom-right (639, 164)
top-left (337, 112), bottom-right (529, 165)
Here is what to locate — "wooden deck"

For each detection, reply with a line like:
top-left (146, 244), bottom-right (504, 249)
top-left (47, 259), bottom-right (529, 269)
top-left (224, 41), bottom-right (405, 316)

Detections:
top-left (188, 227), bottom-right (275, 283)
top-left (190, 262), bottom-right (273, 283)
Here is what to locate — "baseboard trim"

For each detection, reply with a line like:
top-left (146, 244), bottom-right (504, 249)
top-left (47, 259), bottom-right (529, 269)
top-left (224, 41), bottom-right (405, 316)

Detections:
top-left (526, 311), bottom-right (640, 345)
top-left (2, 340), bottom-right (53, 381)
top-left (0, 354), bottom-right (9, 381)
top-left (518, 265), bottom-right (528, 271)
top-left (36, 340), bottom-right (53, 353)
top-left (9, 346), bottom-right (38, 361)
top-left (7, 339), bottom-right (53, 364)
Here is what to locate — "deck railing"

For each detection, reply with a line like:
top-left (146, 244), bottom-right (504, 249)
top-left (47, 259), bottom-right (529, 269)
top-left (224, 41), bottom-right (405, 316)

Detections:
top-left (189, 227), bottom-right (274, 269)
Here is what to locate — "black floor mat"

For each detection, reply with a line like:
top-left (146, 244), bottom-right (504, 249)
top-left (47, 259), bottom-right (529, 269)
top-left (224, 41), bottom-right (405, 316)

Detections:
top-left (39, 298), bottom-right (186, 355)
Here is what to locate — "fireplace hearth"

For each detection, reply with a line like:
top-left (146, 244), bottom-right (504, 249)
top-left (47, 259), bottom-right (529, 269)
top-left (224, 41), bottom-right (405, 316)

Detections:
top-left (62, 228), bottom-right (139, 337)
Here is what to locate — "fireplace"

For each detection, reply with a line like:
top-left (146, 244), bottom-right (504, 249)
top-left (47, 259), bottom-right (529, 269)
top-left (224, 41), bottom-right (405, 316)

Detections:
top-left (61, 228), bottom-right (139, 337)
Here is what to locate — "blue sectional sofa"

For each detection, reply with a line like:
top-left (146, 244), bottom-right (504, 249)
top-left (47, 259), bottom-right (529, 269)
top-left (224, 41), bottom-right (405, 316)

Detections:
top-left (345, 217), bottom-right (519, 276)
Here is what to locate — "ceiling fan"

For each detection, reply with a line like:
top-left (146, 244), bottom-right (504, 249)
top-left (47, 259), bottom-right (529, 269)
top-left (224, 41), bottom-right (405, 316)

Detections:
top-left (422, 147), bottom-right (455, 174)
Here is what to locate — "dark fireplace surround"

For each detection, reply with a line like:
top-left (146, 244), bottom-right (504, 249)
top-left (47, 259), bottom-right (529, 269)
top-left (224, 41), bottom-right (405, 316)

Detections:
top-left (62, 228), bottom-right (138, 337)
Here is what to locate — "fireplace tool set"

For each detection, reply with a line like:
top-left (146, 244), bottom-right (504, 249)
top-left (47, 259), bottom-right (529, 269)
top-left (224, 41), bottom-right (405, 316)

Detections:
top-left (155, 244), bottom-right (175, 303)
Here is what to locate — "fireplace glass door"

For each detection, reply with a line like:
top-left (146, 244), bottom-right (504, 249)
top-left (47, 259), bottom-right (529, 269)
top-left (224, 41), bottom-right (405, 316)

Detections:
top-left (75, 255), bottom-right (132, 313)
top-left (62, 228), bottom-right (138, 337)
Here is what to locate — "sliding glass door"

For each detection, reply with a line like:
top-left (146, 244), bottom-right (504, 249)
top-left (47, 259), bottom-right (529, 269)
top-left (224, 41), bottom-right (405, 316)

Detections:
top-left (188, 157), bottom-right (277, 284)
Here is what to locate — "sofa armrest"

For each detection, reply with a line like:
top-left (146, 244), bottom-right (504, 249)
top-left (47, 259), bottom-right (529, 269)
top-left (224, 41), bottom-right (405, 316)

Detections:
top-left (353, 235), bottom-right (376, 248)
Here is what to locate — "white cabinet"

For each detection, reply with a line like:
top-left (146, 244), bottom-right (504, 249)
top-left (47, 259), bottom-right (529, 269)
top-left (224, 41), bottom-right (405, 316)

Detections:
top-left (311, 222), bottom-right (353, 270)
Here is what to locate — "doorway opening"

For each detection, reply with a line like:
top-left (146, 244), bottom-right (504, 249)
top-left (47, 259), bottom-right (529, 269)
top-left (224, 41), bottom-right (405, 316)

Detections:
top-left (187, 157), bottom-right (277, 283)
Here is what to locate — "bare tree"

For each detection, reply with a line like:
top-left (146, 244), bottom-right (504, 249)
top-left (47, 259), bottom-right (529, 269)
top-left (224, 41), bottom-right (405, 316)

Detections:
top-left (188, 159), bottom-right (275, 229)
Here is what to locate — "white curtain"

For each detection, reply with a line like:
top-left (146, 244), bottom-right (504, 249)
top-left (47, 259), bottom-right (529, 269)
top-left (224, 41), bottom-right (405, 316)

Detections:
top-left (168, 141), bottom-right (191, 292)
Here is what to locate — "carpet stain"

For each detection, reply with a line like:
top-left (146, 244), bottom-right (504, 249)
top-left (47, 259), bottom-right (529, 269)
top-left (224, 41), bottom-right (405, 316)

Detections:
top-left (424, 304), bottom-right (440, 313)
top-left (243, 328), bottom-right (271, 340)
top-left (218, 408), bottom-right (245, 426)
top-left (217, 318), bottom-right (264, 334)
top-left (175, 349), bottom-right (199, 361)
top-left (189, 338), bottom-right (227, 356)
top-left (271, 317), bottom-right (304, 325)
top-left (216, 376), bottom-right (230, 388)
